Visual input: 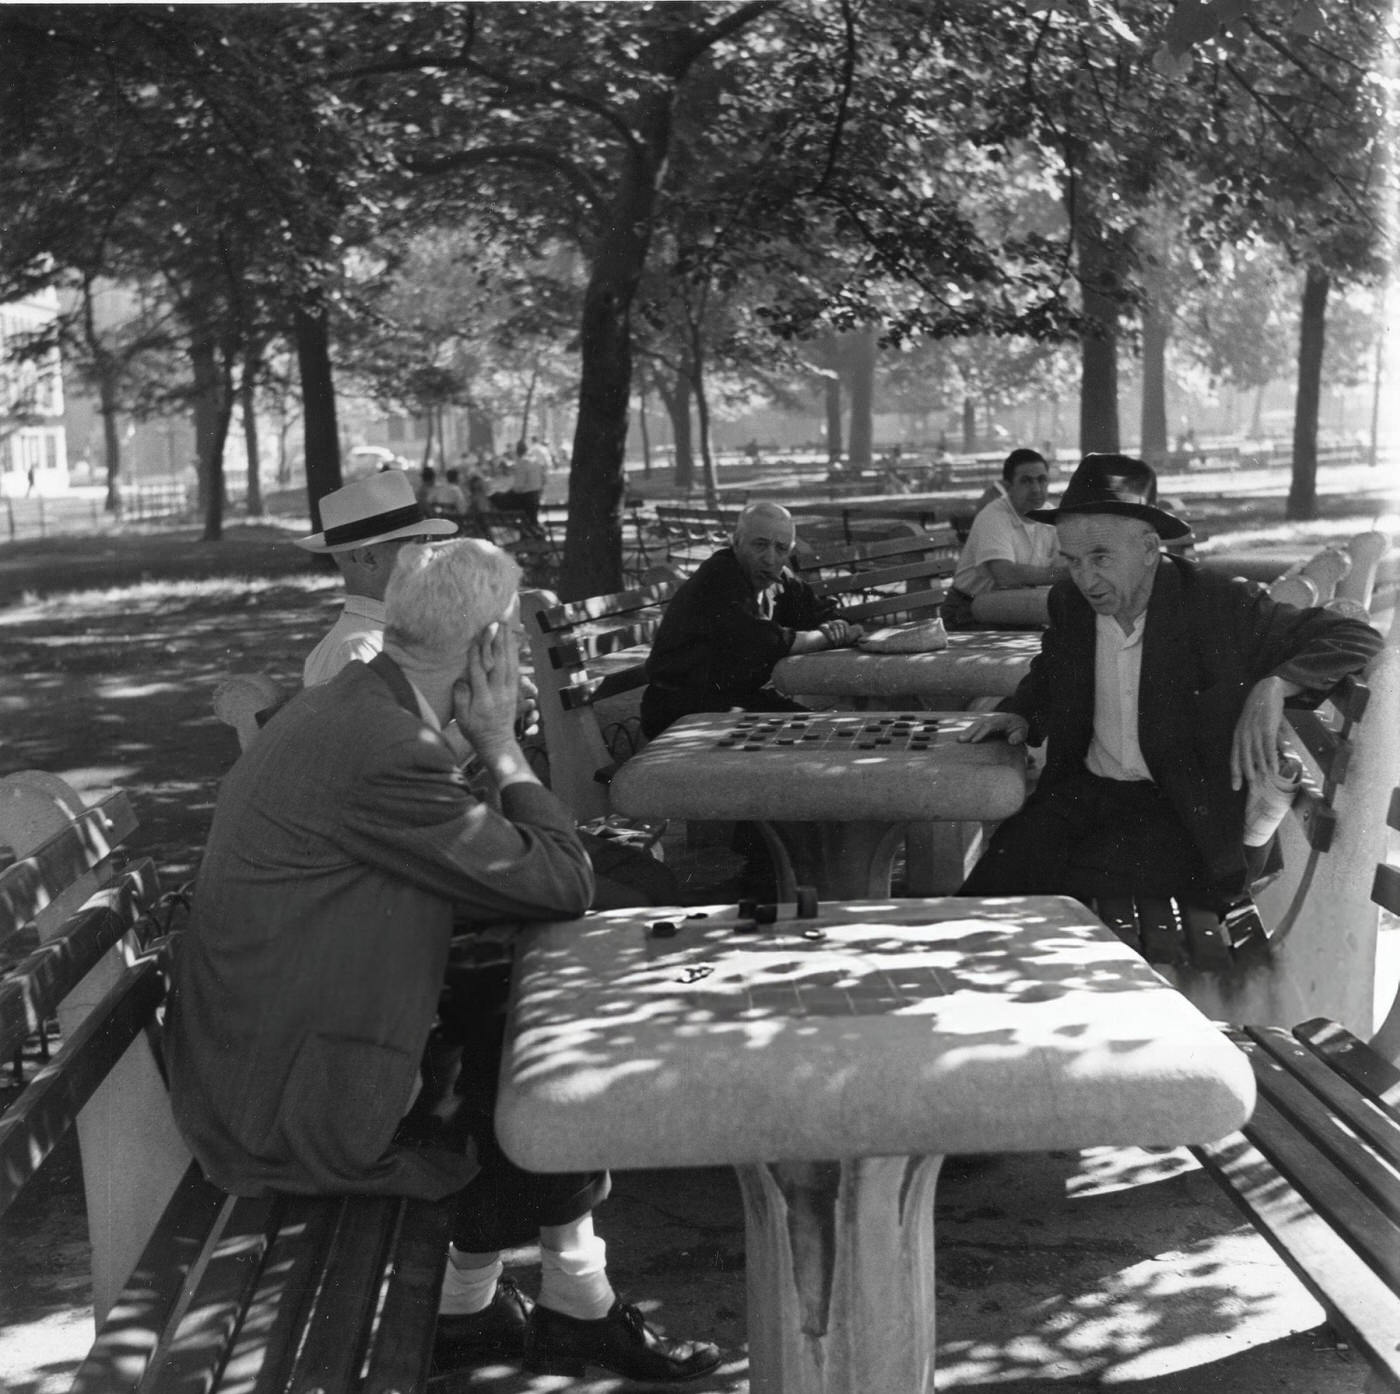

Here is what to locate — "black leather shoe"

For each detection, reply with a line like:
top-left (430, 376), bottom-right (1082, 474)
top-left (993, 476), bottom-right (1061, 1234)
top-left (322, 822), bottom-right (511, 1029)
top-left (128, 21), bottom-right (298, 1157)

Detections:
top-left (432, 1276), bottom-right (533, 1373)
top-left (525, 1299), bottom-right (722, 1382)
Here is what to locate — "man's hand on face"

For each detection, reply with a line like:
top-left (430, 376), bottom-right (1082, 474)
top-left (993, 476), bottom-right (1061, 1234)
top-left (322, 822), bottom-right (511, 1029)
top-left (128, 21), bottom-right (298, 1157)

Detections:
top-left (956, 712), bottom-right (1030, 745)
top-left (453, 622), bottom-right (523, 758)
top-left (516, 673), bottom-right (541, 739)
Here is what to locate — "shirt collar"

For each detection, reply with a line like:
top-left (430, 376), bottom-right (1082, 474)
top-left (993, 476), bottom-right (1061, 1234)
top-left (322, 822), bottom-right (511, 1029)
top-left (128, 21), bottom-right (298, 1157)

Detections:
top-left (406, 678), bottom-right (443, 731)
top-left (1095, 610), bottom-right (1147, 647)
top-left (343, 594), bottom-right (386, 622)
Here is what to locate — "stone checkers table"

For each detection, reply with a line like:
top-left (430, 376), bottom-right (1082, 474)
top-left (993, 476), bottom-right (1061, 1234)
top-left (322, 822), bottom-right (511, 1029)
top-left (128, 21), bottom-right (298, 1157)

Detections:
top-left (773, 629), bottom-right (1040, 703)
top-left (496, 896), bottom-right (1257, 1394)
top-left (609, 711), bottom-right (1027, 897)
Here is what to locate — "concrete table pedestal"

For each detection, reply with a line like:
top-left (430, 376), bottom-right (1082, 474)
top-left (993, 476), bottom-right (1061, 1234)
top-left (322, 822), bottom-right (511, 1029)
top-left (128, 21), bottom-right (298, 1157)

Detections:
top-left (737, 1155), bottom-right (940, 1394)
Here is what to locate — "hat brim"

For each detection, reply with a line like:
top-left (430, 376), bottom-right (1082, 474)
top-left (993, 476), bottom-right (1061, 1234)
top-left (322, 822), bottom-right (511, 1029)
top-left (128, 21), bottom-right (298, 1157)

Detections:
top-left (295, 517), bottom-right (458, 554)
top-left (1027, 499), bottom-right (1192, 542)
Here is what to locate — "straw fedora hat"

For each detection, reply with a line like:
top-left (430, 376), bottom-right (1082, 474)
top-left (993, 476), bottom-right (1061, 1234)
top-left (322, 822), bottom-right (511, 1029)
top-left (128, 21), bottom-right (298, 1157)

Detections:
top-left (296, 472), bottom-right (457, 553)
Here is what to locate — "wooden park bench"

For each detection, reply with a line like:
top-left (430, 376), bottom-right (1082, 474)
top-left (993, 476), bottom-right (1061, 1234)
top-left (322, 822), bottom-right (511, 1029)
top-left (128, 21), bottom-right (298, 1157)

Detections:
top-left (793, 525), bottom-right (962, 626)
top-left (520, 579), bottom-right (683, 843)
top-left (0, 771), bottom-right (453, 1393)
top-left (651, 504), bottom-right (743, 573)
top-left (1188, 779), bottom-right (1400, 1392)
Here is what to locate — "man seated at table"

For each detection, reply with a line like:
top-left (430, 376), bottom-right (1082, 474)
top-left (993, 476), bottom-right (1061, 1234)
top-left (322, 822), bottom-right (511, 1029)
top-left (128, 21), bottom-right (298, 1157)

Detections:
top-left (957, 452), bottom-right (1382, 923)
top-left (640, 499), bottom-right (862, 739)
top-left (167, 539), bottom-right (720, 1384)
top-left (940, 447), bottom-right (1066, 631)
top-left (298, 473), bottom-right (676, 910)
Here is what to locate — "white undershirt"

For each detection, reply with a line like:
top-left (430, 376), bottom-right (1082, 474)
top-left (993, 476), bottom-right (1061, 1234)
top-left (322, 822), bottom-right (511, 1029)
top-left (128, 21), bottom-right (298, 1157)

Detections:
top-left (1085, 613), bottom-right (1153, 782)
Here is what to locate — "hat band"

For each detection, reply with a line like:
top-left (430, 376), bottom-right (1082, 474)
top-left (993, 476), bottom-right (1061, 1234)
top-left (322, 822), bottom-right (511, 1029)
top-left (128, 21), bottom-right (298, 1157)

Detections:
top-left (322, 503), bottom-right (427, 547)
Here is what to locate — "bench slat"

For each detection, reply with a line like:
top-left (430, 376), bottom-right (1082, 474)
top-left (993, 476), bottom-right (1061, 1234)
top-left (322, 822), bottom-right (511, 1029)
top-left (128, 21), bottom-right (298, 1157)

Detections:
top-left (292, 1196), bottom-right (403, 1391)
top-left (548, 613), bottom-right (667, 669)
top-left (0, 791), bottom-right (138, 935)
top-left (0, 861), bottom-right (159, 1058)
top-left (533, 580), bottom-right (681, 634)
top-left (69, 1163), bottom-right (233, 1394)
top-left (1193, 1130), bottom-right (1400, 1384)
top-left (143, 1192), bottom-right (282, 1394)
top-left (0, 955), bottom-right (164, 1216)
top-left (1294, 1016), bottom-right (1400, 1112)
top-left (362, 1197), bottom-right (454, 1394)
top-left (839, 586), bottom-right (947, 624)
top-left (1371, 863), bottom-right (1400, 919)
top-left (1238, 1086), bottom-right (1400, 1292)
top-left (1241, 1027), bottom-right (1400, 1223)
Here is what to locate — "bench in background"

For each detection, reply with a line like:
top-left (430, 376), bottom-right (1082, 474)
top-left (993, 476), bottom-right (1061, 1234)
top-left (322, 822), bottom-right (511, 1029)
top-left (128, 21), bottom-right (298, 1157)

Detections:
top-left (794, 525), bottom-right (961, 626)
top-left (521, 579), bottom-right (683, 845)
top-left (0, 771), bottom-right (452, 1394)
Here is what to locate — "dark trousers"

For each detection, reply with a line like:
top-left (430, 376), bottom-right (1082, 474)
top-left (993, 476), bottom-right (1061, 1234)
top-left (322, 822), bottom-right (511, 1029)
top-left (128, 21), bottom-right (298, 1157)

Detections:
top-left (489, 489), bottom-right (542, 526)
top-left (433, 958), bottom-right (609, 1251)
top-left (959, 766), bottom-right (1211, 905)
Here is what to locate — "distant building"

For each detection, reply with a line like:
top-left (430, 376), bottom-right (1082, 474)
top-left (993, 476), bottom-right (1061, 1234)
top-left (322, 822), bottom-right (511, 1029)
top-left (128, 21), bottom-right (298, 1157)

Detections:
top-left (0, 288), bottom-right (67, 497)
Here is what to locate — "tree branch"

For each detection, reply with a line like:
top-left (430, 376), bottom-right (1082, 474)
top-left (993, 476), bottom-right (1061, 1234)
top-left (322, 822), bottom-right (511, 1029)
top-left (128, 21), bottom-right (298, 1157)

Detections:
top-left (400, 141), bottom-right (608, 217)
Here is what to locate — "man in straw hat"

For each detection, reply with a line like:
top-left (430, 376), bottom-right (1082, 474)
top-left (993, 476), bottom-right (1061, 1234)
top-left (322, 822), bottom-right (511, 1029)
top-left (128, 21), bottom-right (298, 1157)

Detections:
top-left (170, 538), bottom-right (721, 1383)
top-left (957, 452), bottom-right (1381, 919)
top-left (297, 471), bottom-right (458, 686)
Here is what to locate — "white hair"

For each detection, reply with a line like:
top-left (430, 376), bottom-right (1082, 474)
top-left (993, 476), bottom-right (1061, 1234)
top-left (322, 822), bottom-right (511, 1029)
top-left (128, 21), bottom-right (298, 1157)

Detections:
top-left (383, 539), bottom-right (521, 662)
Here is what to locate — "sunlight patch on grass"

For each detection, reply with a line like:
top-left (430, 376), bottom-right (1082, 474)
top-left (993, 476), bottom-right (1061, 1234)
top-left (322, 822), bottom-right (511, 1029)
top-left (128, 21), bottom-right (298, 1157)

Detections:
top-left (9, 572), bottom-right (336, 620)
top-left (97, 681), bottom-right (185, 700)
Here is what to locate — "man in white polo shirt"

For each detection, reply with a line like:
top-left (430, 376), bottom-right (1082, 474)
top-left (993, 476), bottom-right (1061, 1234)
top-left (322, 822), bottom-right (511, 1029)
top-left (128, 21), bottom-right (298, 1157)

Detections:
top-left (956, 453), bottom-right (1381, 919)
top-left (941, 447), bottom-right (1065, 630)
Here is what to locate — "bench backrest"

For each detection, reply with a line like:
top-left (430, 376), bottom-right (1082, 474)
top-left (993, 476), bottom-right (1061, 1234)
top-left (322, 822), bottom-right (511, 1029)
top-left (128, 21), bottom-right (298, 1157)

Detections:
top-left (1365, 786), bottom-right (1400, 1065)
top-left (521, 579), bottom-right (682, 820)
top-left (1169, 628), bottom-right (1400, 1034)
top-left (0, 772), bottom-right (188, 1323)
top-left (794, 526), bottom-right (961, 625)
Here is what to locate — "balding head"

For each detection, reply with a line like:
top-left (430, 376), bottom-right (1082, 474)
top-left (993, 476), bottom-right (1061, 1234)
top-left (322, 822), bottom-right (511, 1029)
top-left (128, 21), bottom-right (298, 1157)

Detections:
top-left (731, 501), bottom-right (797, 591)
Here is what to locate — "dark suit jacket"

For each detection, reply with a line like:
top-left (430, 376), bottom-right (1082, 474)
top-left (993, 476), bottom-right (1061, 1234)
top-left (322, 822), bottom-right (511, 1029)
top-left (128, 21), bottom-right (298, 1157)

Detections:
top-left (167, 653), bottom-right (594, 1200)
top-left (1004, 555), bottom-right (1381, 897)
top-left (641, 547), bottom-right (835, 736)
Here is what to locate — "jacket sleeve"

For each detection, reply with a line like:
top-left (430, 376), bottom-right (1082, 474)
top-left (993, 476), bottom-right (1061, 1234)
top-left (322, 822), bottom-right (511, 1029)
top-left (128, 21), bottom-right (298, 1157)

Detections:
top-left (338, 732), bottom-right (595, 920)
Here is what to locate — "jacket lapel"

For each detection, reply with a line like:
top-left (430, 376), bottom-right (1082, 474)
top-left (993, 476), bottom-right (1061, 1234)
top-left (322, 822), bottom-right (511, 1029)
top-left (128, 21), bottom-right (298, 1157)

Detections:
top-left (368, 651), bottom-right (423, 719)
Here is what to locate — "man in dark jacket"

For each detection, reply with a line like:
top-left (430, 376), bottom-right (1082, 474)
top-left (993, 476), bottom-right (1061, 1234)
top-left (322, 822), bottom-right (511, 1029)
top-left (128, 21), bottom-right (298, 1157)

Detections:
top-left (641, 500), bottom-right (861, 738)
top-left (958, 454), bottom-right (1382, 912)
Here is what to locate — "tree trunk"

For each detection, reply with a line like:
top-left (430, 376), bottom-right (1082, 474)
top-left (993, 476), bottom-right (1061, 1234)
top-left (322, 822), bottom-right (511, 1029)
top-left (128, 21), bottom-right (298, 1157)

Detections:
top-left (961, 397), bottom-right (976, 452)
top-left (1139, 301), bottom-right (1169, 470)
top-left (189, 330), bottom-right (228, 542)
top-left (1250, 384), bottom-right (1265, 439)
top-left (294, 300), bottom-right (343, 530)
top-left (466, 406), bottom-right (495, 455)
top-left (98, 370), bottom-right (123, 516)
top-left (638, 380), bottom-right (653, 479)
top-left (658, 372), bottom-right (695, 492)
top-left (240, 368), bottom-right (264, 518)
top-left (1287, 264), bottom-right (1329, 522)
top-left (846, 325), bottom-right (877, 470)
top-left (1075, 210), bottom-right (1121, 453)
top-left (824, 376), bottom-right (842, 463)
top-left (560, 89), bottom-right (675, 599)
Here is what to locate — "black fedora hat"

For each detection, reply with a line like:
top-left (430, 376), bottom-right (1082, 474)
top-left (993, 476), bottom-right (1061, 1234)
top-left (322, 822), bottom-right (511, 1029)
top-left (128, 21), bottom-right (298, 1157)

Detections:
top-left (1028, 452), bottom-right (1191, 540)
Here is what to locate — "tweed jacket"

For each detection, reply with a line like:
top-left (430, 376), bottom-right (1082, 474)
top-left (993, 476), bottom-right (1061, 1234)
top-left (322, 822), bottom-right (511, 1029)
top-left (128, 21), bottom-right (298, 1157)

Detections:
top-left (1004, 555), bottom-right (1382, 897)
top-left (166, 653), bottom-right (594, 1200)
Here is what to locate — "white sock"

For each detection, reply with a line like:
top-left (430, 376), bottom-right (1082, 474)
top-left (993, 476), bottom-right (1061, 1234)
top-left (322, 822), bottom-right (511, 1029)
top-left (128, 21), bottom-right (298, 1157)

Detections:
top-left (438, 1248), bottom-right (502, 1316)
top-left (538, 1235), bottom-right (615, 1320)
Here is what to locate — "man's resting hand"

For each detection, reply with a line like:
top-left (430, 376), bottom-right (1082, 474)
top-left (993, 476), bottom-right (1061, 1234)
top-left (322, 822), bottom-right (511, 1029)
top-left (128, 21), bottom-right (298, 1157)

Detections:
top-left (957, 712), bottom-right (1030, 745)
top-left (790, 619), bottom-right (864, 654)
top-left (1230, 674), bottom-right (1302, 791)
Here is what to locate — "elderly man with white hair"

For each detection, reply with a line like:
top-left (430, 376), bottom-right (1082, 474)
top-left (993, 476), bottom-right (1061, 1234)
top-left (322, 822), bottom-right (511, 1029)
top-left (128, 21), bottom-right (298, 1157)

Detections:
top-left (640, 500), bottom-right (862, 739)
top-left (167, 539), bottom-right (720, 1384)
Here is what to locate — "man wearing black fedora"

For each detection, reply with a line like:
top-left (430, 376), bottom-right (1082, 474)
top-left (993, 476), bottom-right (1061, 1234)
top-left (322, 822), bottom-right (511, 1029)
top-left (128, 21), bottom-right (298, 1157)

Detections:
top-left (957, 452), bottom-right (1382, 919)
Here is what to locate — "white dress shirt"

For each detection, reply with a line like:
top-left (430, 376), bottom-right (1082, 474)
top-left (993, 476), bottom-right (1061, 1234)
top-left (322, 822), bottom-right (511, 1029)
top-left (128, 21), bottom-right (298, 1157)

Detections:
top-left (1085, 613), bottom-right (1153, 782)
top-left (302, 596), bottom-right (386, 688)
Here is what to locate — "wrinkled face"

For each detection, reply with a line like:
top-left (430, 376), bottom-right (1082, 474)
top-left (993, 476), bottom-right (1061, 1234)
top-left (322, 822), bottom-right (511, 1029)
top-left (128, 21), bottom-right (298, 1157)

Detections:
top-left (1056, 513), bottom-right (1161, 623)
top-left (734, 515), bottom-right (797, 590)
top-left (1005, 460), bottom-right (1050, 517)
